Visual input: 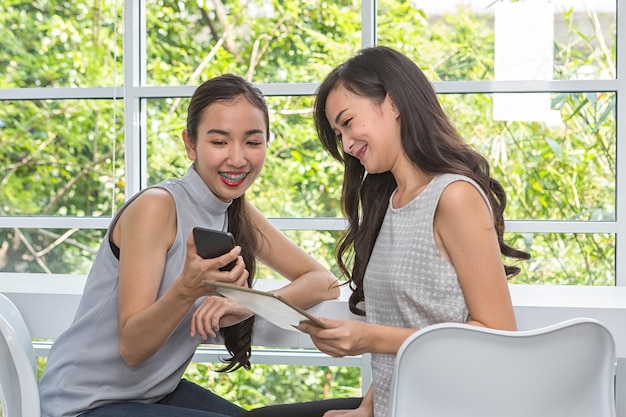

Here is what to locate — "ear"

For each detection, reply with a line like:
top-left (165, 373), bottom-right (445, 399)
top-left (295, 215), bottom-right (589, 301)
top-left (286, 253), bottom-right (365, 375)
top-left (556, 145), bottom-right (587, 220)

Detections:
top-left (182, 129), bottom-right (196, 161)
top-left (386, 94), bottom-right (400, 119)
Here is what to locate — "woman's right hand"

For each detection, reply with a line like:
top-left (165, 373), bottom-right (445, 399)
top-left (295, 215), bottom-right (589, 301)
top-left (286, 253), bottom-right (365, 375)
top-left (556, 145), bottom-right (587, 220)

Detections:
top-left (299, 318), bottom-right (371, 357)
top-left (177, 230), bottom-right (249, 299)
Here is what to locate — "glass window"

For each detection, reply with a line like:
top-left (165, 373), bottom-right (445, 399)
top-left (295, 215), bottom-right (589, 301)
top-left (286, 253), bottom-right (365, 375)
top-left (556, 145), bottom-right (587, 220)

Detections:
top-left (379, 0), bottom-right (616, 82)
top-left (0, 0), bottom-right (622, 285)
top-left (0, 1), bottom-right (123, 88)
top-left (0, 228), bottom-right (105, 274)
top-left (0, 100), bottom-right (124, 217)
top-left (508, 232), bottom-right (615, 286)
top-left (145, 0), bottom-right (362, 85)
top-left (440, 92), bottom-right (616, 221)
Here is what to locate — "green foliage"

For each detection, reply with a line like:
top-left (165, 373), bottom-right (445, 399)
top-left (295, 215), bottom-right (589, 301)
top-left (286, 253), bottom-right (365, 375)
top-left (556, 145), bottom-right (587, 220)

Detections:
top-left (0, 0), bottom-right (122, 88)
top-left (33, 355), bottom-right (363, 409)
top-left (183, 362), bottom-right (362, 409)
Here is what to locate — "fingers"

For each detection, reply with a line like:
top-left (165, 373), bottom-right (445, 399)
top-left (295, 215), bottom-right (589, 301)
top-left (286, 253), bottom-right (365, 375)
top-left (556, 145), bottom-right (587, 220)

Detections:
top-left (299, 317), bottom-right (334, 334)
top-left (208, 246), bottom-right (242, 279)
top-left (190, 296), bottom-right (253, 339)
top-left (323, 411), bottom-right (351, 417)
top-left (181, 229), bottom-right (248, 300)
top-left (298, 319), bottom-right (359, 358)
top-left (215, 246), bottom-right (242, 271)
top-left (233, 261), bottom-right (249, 287)
top-left (186, 229), bottom-right (196, 250)
top-left (191, 298), bottom-right (224, 339)
top-left (201, 254), bottom-right (249, 287)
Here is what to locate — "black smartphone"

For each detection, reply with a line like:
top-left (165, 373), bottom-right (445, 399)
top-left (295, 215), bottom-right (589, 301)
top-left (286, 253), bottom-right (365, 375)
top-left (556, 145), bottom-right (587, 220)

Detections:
top-left (192, 227), bottom-right (236, 271)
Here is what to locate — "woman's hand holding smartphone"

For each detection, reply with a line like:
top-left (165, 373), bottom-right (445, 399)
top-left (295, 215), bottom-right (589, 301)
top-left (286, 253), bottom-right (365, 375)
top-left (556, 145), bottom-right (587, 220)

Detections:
top-left (192, 227), bottom-right (237, 271)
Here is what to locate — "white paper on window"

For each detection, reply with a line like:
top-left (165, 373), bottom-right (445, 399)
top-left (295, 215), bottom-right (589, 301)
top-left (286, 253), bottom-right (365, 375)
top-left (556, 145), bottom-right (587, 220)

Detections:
top-left (493, 1), bottom-right (562, 125)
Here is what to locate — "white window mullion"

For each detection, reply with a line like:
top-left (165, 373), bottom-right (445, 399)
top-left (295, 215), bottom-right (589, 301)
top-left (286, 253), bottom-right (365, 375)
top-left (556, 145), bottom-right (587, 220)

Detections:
top-left (615, 0), bottom-right (626, 286)
top-left (123, 0), bottom-right (143, 198)
top-left (362, 0), bottom-right (376, 48)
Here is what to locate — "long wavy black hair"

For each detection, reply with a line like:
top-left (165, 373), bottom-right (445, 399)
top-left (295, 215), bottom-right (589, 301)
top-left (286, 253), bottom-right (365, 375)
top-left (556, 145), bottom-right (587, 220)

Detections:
top-left (186, 74), bottom-right (269, 371)
top-left (314, 46), bottom-right (530, 316)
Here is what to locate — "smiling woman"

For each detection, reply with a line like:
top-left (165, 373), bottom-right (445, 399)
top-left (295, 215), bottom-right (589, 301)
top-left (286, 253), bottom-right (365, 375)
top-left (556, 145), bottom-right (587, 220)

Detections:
top-left (35, 74), bottom-right (340, 417)
top-left (182, 97), bottom-right (267, 202)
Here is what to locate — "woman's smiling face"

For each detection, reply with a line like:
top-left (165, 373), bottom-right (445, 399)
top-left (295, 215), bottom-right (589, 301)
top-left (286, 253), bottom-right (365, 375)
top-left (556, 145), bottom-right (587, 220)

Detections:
top-left (183, 97), bottom-right (267, 202)
top-left (325, 85), bottom-right (402, 174)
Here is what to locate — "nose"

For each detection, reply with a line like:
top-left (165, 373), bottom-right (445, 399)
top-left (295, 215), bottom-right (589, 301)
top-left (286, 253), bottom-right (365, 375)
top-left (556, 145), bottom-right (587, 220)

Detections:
top-left (341, 134), bottom-right (354, 155)
top-left (228, 143), bottom-right (247, 167)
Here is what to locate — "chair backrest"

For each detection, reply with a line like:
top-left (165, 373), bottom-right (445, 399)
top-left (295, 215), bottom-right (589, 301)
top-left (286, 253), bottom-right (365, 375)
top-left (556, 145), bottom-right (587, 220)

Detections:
top-left (386, 318), bottom-right (616, 417)
top-left (0, 294), bottom-right (40, 417)
top-left (0, 293), bottom-right (36, 375)
top-left (0, 316), bottom-right (40, 417)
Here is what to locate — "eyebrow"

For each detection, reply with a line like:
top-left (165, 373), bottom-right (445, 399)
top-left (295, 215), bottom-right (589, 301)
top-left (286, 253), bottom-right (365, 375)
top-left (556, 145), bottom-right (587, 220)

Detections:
top-left (206, 128), bottom-right (265, 136)
top-left (334, 109), bottom-right (348, 125)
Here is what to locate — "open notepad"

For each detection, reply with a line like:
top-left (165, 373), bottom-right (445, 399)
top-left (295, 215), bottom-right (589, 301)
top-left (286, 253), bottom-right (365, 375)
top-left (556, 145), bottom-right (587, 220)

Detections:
top-left (203, 281), bottom-right (329, 332)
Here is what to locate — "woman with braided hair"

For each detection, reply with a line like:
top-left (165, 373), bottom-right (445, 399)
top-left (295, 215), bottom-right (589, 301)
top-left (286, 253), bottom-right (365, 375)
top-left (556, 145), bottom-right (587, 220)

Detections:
top-left (39, 74), bottom-right (339, 417)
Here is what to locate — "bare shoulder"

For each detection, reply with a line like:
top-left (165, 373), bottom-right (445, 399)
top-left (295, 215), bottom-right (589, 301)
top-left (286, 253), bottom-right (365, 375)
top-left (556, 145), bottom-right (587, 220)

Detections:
top-left (124, 187), bottom-right (175, 219)
top-left (440, 180), bottom-right (487, 209)
top-left (436, 180), bottom-right (492, 226)
top-left (114, 187), bottom-right (177, 247)
top-left (135, 187), bottom-right (175, 205)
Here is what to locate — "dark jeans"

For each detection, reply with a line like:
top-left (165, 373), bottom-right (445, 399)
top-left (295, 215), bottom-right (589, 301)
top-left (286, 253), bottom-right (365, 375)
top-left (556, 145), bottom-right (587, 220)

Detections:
top-left (79, 379), bottom-right (245, 417)
top-left (237, 398), bottom-right (363, 417)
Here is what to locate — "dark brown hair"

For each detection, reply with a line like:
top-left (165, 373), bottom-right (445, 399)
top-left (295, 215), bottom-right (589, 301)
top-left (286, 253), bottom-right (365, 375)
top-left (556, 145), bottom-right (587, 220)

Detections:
top-left (186, 74), bottom-right (269, 370)
top-left (314, 46), bottom-right (530, 316)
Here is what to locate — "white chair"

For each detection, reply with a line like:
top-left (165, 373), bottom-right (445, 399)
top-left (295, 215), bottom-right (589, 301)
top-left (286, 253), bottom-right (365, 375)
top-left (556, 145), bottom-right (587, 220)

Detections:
top-left (386, 318), bottom-right (616, 417)
top-left (0, 293), bottom-right (40, 417)
top-left (0, 293), bottom-right (37, 375)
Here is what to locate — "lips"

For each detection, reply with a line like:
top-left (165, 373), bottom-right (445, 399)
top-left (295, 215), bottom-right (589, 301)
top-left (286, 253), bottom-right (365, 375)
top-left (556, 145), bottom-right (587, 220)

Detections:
top-left (219, 172), bottom-right (249, 187)
top-left (354, 145), bottom-right (367, 162)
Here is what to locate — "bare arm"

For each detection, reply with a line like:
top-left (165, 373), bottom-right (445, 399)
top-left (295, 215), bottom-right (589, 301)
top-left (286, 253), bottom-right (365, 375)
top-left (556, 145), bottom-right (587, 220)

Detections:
top-left (434, 180), bottom-right (517, 331)
top-left (301, 318), bottom-right (416, 357)
top-left (248, 202), bottom-right (340, 307)
top-left (114, 189), bottom-right (247, 366)
top-left (188, 202), bottom-right (339, 340)
top-left (302, 180), bottom-right (516, 357)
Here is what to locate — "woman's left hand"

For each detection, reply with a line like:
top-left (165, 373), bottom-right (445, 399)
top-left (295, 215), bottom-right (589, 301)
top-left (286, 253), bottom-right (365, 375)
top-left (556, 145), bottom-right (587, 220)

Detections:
top-left (190, 296), bottom-right (253, 340)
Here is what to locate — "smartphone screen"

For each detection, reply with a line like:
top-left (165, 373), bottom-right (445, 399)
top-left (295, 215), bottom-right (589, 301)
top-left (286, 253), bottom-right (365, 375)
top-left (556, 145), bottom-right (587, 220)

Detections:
top-left (192, 227), bottom-right (236, 271)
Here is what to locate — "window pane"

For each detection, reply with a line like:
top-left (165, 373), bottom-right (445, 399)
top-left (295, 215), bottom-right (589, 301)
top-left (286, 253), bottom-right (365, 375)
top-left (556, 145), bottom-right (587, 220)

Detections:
top-left (145, 0), bottom-right (361, 85)
top-left (379, 0), bottom-right (616, 81)
top-left (145, 97), bottom-right (190, 185)
top-left (0, 1), bottom-right (123, 88)
top-left (256, 230), bottom-right (343, 280)
top-left (185, 363), bottom-right (362, 407)
top-left (507, 232), bottom-right (615, 285)
top-left (145, 96), bottom-right (343, 218)
top-left (440, 92), bottom-right (615, 221)
top-left (0, 228), bottom-right (105, 274)
top-left (251, 96), bottom-right (343, 218)
top-left (0, 100), bottom-right (125, 216)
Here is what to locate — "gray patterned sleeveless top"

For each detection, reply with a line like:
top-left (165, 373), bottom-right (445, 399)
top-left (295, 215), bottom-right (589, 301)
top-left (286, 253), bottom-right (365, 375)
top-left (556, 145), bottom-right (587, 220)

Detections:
top-left (364, 173), bottom-right (490, 417)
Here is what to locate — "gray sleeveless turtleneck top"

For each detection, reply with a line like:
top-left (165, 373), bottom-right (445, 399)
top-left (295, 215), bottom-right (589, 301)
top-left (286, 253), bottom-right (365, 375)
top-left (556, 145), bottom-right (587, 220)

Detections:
top-left (364, 174), bottom-right (490, 417)
top-left (39, 166), bottom-right (231, 417)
